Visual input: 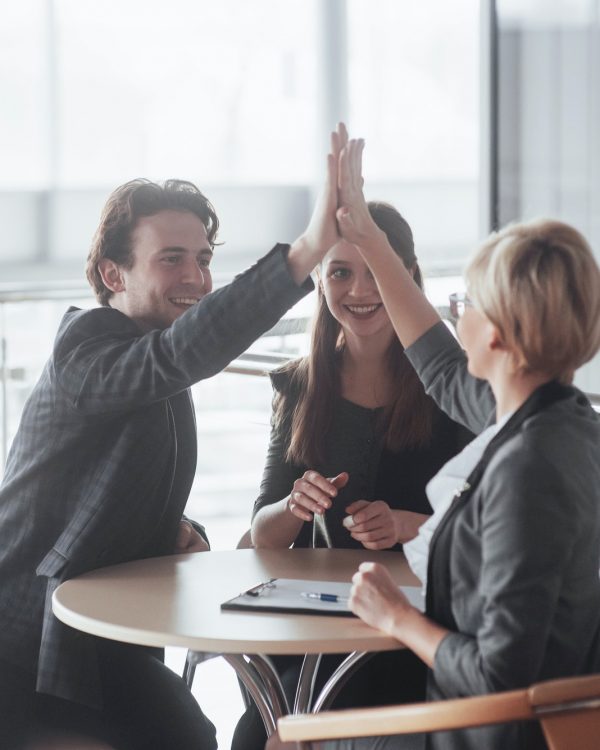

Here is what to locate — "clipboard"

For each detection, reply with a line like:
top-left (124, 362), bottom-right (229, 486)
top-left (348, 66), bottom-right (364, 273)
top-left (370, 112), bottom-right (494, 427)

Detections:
top-left (221, 578), bottom-right (424, 617)
top-left (221, 578), bottom-right (354, 616)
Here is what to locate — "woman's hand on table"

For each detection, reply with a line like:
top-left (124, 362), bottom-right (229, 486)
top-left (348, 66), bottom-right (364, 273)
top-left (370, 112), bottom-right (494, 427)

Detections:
top-left (287, 470), bottom-right (349, 522)
top-left (351, 561), bottom-right (450, 668)
top-left (349, 561), bottom-right (413, 635)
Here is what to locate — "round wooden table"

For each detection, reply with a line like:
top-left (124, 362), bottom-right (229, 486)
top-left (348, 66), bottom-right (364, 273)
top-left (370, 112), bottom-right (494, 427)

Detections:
top-left (53, 548), bottom-right (420, 733)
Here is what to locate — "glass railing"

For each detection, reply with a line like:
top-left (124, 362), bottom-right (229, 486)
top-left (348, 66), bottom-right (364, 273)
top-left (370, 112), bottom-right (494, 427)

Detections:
top-left (2, 279), bottom-right (597, 545)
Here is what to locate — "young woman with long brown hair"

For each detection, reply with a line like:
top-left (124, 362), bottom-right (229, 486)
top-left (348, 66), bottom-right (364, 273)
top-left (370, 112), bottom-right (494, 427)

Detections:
top-left (251, 201), bottom-right (469, 553)
top-left (231, 202), bottom-right (470, 750)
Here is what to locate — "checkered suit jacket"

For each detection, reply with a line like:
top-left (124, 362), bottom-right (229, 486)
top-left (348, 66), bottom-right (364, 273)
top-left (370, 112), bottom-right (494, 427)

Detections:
top-left (0, 244), bottom-right (310, 708)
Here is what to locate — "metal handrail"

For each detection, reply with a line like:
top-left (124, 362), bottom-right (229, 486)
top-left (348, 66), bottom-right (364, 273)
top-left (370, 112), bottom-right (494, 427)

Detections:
top-left (0, 281), bottom-right (92, 303)
top-left (0, 271), bottom-right (234, 303)
top-left (0, 287), bottom-right (597, 467)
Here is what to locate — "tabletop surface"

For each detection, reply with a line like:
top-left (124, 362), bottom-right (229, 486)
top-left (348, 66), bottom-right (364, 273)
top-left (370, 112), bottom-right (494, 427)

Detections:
top-left (53, 548), bottom-right (421, 654)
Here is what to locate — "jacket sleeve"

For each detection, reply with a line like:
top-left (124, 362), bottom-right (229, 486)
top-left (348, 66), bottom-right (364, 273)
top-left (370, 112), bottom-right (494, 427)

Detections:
top-left (54, 245), bottom-right (312, 415)
top-left (432, 440), bottom-right (580, 696)
top-left (404, 321), bottom-right (496, 435)
top-left (252, 373), bottom-right (305, 519)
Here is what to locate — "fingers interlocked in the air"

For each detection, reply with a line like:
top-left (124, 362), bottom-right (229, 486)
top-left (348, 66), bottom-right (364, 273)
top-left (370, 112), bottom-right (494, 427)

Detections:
top-left (336, 134), bottom-right (383, 248)
top-left (338, 135), bottom-right (365, 200)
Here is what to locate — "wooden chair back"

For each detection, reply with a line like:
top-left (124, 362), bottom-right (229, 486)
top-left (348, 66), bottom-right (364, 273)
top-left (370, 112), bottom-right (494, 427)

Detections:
top-left (531, 674), bottom-right (600, 750)
top-left (277, 673), bottom-right (600, 749)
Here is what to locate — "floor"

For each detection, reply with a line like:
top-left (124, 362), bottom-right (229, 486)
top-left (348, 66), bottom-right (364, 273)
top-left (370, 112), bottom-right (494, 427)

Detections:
top-left (165, 647), bottom-right (246, 750)
top-left (164, 515), bottom-right (252, 750)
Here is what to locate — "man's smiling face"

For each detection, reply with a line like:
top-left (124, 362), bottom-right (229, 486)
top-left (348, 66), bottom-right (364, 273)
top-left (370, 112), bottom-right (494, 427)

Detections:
top-left (111, 209), bottom-right (213, 331)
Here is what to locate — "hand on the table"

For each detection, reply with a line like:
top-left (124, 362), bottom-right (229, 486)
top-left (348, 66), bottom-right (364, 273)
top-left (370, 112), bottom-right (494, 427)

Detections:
top-left (287, 470), bottom-right (349, 522)
top-left (343, 499), bottom-right (399, 549)
top-left (174, 520), bottom-right (210, 553)
top-left (350, 561), bottom-right (412, 635)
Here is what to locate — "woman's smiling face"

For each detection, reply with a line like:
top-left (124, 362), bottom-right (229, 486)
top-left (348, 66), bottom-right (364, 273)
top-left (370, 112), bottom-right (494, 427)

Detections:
top-left (320, 240), bottom-right (393, 342)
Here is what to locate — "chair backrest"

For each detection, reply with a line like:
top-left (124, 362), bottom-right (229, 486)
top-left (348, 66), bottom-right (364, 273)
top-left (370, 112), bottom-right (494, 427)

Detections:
top-left (531, 674), bottom-right (600, 750)
top-left (277, 673), bottom-right (600, 748)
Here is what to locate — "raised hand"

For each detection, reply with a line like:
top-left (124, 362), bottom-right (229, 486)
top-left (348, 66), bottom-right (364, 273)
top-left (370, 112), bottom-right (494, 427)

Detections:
top-left (336, 138), bottom-right (385, 249)
top-left (335, 135), bottom-right (441, 348)
top-left (288, 470), bottom-right (349, 522)
top-left (338, 134), bottom-right (364, 207)
top-left (287, 123), bottom-right (348, 283)
top-left (305, 123), bottom-right (347, 250)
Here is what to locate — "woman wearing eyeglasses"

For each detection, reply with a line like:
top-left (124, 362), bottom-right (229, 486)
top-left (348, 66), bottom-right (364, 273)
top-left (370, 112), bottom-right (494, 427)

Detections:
top-left (311, 140), bottom-right (600, 750)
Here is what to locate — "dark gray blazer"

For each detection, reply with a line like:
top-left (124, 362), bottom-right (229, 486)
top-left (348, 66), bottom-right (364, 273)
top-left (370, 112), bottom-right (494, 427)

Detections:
top-left (0, 244), bottom-right (311, 709)
top-left (405, 322), bottom-right (600, 750)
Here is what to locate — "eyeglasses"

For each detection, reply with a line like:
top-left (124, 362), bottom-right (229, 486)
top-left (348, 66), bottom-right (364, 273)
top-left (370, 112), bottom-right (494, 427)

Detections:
top-left (449, 292), bottom-right (473, 319)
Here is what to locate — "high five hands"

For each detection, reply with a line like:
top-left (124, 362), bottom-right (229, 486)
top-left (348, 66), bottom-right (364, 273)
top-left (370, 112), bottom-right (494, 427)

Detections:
top-left (293, 121), bottom-right (383, 274)
top-left (301, 122), bottom-right (379, 258)
top-left (335, 126), bottom-right (385, 250)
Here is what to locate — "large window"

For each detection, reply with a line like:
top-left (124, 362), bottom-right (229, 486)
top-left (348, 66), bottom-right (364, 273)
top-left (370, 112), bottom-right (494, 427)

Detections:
top-left (349, 0), bottom-right (480, 272)
top-left (55, 0), bottom-right (318, 186)
top-left (0, 1), bottom-right (483, 506)
top-left (0, 1), bottom-right (480, 277)
top-left (495, 0), bottom-right (600, 392)
top-left (1, 3), bottom-right (49, 190)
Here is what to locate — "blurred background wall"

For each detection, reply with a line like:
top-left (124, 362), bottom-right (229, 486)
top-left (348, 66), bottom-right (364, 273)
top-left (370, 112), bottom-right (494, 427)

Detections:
top-left (0, 0), bottom-right (599, 522)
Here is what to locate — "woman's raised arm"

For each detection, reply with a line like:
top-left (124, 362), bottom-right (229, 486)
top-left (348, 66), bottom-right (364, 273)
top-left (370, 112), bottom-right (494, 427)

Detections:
top-left (336, 139), bottom-right (440, 349)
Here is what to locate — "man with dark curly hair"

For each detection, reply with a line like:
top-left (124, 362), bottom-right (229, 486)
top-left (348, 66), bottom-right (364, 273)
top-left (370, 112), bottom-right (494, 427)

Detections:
top-left (0, 125), bottom-right (348, 750)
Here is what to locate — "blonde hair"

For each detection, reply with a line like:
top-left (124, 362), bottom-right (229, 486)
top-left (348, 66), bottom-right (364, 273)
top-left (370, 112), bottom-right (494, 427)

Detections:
top-left (465, 218), bottom-right (600, 383)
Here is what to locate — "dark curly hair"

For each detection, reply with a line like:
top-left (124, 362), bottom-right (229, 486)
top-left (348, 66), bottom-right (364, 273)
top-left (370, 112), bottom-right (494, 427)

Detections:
top-left (86, 178), bottom-right (220, 305)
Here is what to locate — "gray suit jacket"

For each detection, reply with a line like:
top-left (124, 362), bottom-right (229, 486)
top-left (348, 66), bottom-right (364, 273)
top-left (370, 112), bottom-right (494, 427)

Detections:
top-left (0, 244), bottom-right (311, 708)
top-left (405, 322), bottom-right (600, 750)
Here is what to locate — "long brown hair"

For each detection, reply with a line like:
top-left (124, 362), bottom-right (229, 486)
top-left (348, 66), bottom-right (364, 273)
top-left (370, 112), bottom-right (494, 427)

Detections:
top-left (275, 201), bottom-right (434, 467)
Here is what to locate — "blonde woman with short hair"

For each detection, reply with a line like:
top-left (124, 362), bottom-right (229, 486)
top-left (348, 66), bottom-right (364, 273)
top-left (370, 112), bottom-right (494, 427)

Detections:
top-left (287, 139), bottom-right (600, 750)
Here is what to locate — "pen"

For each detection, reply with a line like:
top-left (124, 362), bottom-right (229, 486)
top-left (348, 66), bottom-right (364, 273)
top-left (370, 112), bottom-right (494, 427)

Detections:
top-left (301, 591), bottom-right (349, 603)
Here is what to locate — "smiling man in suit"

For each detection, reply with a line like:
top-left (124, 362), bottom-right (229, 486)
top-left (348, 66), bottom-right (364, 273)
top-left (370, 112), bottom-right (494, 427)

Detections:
top-left (0, 125), bottom-right (348, 750)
